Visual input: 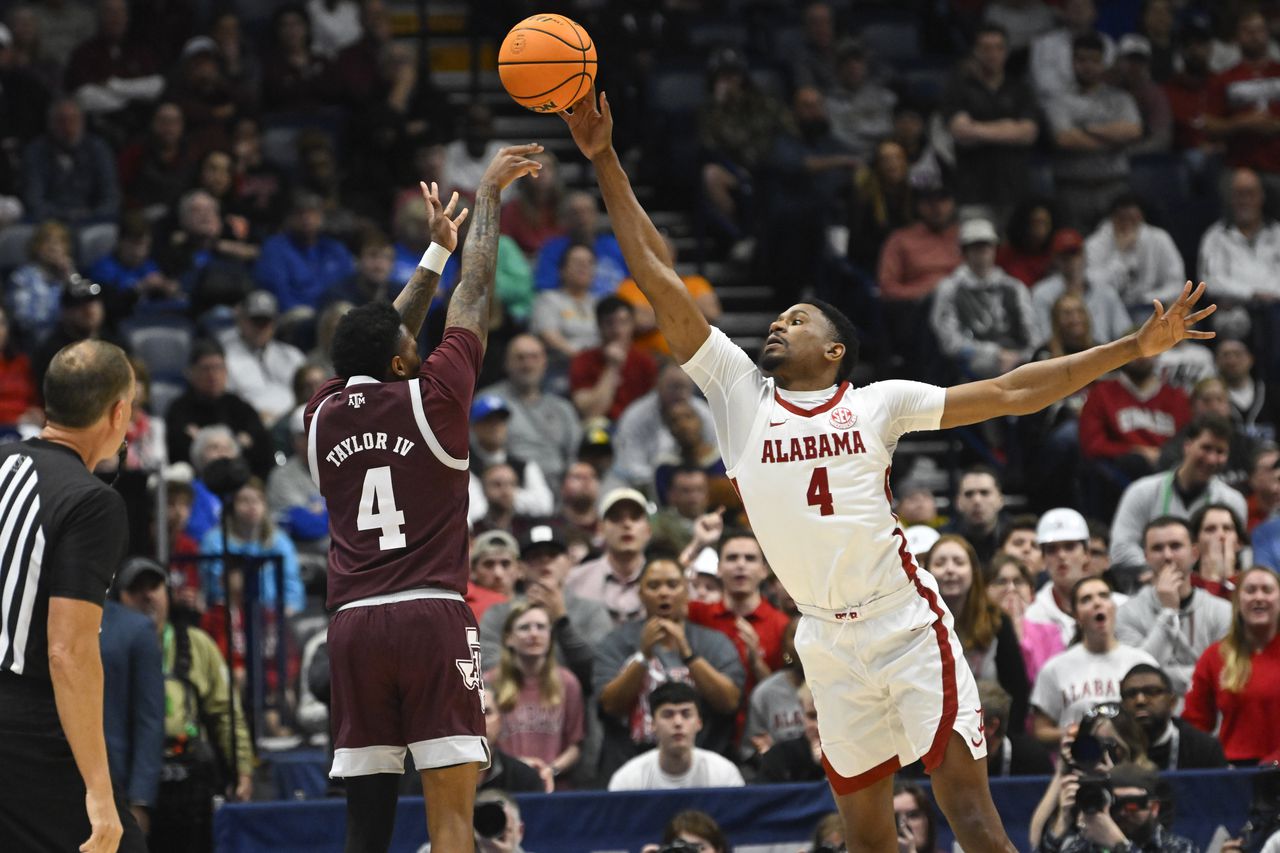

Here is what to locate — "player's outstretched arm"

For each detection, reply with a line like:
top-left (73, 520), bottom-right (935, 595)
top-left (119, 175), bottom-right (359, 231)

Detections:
top-left (941, 280), bottom-right (1215, 429)
top-left (393, 180), bottom-right (468, 337)
top-left (445, 144), bottom-right (544, 348)
top-left (561, 90), bottom-right (711, 363)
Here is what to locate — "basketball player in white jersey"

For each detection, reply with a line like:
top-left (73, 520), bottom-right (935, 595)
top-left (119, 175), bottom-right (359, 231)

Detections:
top-left (559, 89), bottom-right (1215, 853)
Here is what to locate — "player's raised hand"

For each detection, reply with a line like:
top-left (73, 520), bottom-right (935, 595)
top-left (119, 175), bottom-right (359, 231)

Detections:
top-left (1134, 280), bottom-right (1216, 356)
top-left (559, 87), bottom-right (614, 160)
top-left (479, 143), bottom-right (544, 191)
top-left (419, 181), bottom-right (468, 253)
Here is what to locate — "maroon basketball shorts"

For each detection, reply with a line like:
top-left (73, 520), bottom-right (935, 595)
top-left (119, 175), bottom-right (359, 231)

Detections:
top-left (327, 591), bottom-right (490, 777)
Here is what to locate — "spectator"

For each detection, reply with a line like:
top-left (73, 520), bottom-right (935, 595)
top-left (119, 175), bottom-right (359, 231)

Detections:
top-left (22, 97), bottom-right (120, 225)
top-left (1030, 576), bottom-right (1158, 745)
top-left (116, 101), bottom-right (193, 214)
top-left (100, 569), bottom-right (164, 838)
top-left (0, 304), bottom-right (40, 427)
top-left (266, 405), bottom-right (328, 560)
top-left (846, 139), bottom-right (914, 273)
top-left (896, 480), bottom-right (943, 528)
top-left (165, 40), bottom-right (242, 156)
top-left (7, 219), bottom-right (76, 347)
top-left (556, 461), bottom-right (602, 562)
top-left (1140, 0), bottom-right (1177, 83)
top-left (877, 176), bottom-right (961, 303)
top-left (466, 529), bottom-right (516, 622)
top-left (324, 227), bottom-right (395, 308)
top-left (1030, 0), bottom-right (1115, 102)
top-left (88, 209), bottom-right (180, 320)
top-left (477, 333), bottom-right (582, 484)
top-left (696, 47), bottom-right (790, 248)
top-left (1183, 566), bottom-right (1280, 764)
top-left (1116, 516), bottom-right (1234, 692)
top-left (942, 23), bottom-right (1040, 220)
top-left (184, 424), bottom-right (244, 542)
top-left (652, 402), bottom-right (731, 511)
top-left (613, 360), bottom-right (717, 493)
top-left (606, 680), bottom-right (744, 791)
top-left (1246, 444), bottom-right (1280, 531)
top-left (1046, 33), bottom-right (1142, 229)
top-left (165, 338), bottom-right (275, 478)
top-left (1035, 762), bottom-right (1195, 853)
top-left (160, 478), bottom-right (202, 613)
top-left (260, 3), bottom-right (331, 112)
top-left (500, 149), bottom-right (563, 257)
top-left (566, 488), bottom-right (652, 625)
top-left (1164, 21), bottom-right (1216, 154)
top-left (640, 810), bottom-right (731, 853)
top-left (116, 554), bottom-right (253, 850)
top-left (532, 191), bottom-right (629, 296)
top-left (306, 0), bottom-right (361, 58)
top-left (473, 789), bottom-right (537, 850)
top-left (572, 299), bottom-right (659, 424)
top-left (468, 394), bottom-right (555, 517)
top-left (470, 461), bottom-right (547, 542)
top-left (1079, 353), bottom-right (1191, 511)
top-left (923, 535), bottom-right (1031, 731)
top-left (825, 39), bottom-right (895, 163)
top-left (1085, 195), bottom-right (1186, 315)
top-left (64, 0), bottom-right (163, 129)
top-left (1205, 9), bottom-right (1280, 190)
top-left (329, 0), bottom-right (391, 103)
top-left (1217, 336), bottom-right (1280, 444)
top-left (1156, 376), bottom-right (1258, 491)
top-left (787, 1), bottom-right (840, 93)
top-left (1031, 228), bottom-right (1132, 345)
top-left (1189, 503), bottom-right (1249, 602)
top-left (999, 516), bottom-right (1044, 574)
top-left (487, 601), bottom-right (585, 787)
top-left (999, 200), bottom-right (1057, 287)
top-left (530, 243), bottom-right (599, 367)
top-left (895, 783), bottom-right (942, 853)
top-left (687, 530), bottom-right (790, 706)
top-left (157, 188), bottom-right (258, 299)
top-left (649, 467), bottom-right (710, 554)
top-left (978, 679), bottom-right (1054, 776)
top-left (1114, 35), bottom-right (1174, 155)
top-left (1110, 415), bottom-right (1247, 571)
top-left (479, 688), bottom-right (552, 794)
top-left (941, 465), bottom-right (1010, 567)
top-left (228, 116), bottom-right (286, 234)
top-left (220, 290), bottom-right (307, 427)
top-left (442, 104), bottom-right (511, 201)
top-left (200, 477), bottom-right (306, 616)
top-left (930, 217), bottom-right (1038, 379)
top-left (31, 276), bottom-right (112, 391)
top-left (984, 0), bottom-right (1056, 54)
top-left (479, 524), bottom-right (614, 699)
top-left (741, 617), bottom-right (804, 762)
top-left (1119, 663), bottom-right (1227, 770)
top-left (757, 681), bottom-right (824, 783)
top-left (0, 16), bottom-right (54, 149)
top-left (615, 233), bottom-right (721, 359)
top-left (254, 190), bottom-right (355, 316)
top-left (1026, 508), bottom-right (1112, 647)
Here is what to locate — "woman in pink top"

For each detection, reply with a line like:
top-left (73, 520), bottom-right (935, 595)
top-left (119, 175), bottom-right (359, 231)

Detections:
top-left (488, 601), bottom-right (585, 788)
top-left (988, 554), bottom-right (1064, 686)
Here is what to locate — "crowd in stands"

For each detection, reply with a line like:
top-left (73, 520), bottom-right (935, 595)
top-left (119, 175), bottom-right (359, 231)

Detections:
top-left (8, 0), bottom-right (1280, 850)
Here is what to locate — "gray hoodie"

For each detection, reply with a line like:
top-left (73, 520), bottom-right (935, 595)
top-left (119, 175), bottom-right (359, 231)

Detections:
top-left (1114, 584), bottom-right (1233, 694)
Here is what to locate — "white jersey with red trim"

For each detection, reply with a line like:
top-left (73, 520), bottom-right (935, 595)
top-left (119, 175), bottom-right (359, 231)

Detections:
top-left (682, 328), bottom-right (946, 610)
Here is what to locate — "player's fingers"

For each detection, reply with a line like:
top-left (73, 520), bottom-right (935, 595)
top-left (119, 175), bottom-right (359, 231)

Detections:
top-left (451, 207), bottom-right (469, 228)
top-left (600, 90), bottom-right (611, 118)
top-left (1186, 330), bottom-right (1217, 340)
top-left (442, 190), bottom-right (459, 216)
top-left (1187, 280), bottom-right (1208, 305)
top-left (1186, 304), bottom-right (1216, 323)
top-left (714, 505), bottom-right (726, 516)
top-left (502, 142), bottom-right (543, 157)
top-left (1151, 298), bottom-right (1165, 316)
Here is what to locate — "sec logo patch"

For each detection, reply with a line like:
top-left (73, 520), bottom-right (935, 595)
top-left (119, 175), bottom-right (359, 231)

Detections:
top-left (830, 407), bottom-right (855, 429)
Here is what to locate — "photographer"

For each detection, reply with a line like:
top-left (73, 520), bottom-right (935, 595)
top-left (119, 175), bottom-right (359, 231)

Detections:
top-left (471, 790), bottom-right (532, 853)
top-left (1035, 763), bottom-right (1195, 853)
top-left (640, 809), bottom-right (730, 853)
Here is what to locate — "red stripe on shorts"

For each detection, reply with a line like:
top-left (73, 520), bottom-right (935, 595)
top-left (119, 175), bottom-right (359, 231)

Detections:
top-left (883, 466), bottom-right (959, 772)
top-left (823, 753), bottom-right (901, 796)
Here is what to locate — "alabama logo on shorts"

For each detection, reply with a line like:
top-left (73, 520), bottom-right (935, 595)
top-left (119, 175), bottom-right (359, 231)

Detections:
top-left (830, 407), bottom-right (856, 429)
top-left (455, 627), bottom-right (484, 709)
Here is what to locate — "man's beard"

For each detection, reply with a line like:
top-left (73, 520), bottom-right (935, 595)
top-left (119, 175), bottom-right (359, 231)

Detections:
top-left (758, 350), bottom-right (784, 374)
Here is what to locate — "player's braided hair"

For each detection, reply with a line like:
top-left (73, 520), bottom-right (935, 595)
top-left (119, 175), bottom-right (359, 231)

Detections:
top-left (331, 302), bottom-right (404, 381)
top-left (806, 298), bottom-right (860, 384)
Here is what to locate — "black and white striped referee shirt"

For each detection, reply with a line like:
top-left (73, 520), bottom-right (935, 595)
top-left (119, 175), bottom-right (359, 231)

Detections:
top-left (0, 438), bottom-right (128, 683)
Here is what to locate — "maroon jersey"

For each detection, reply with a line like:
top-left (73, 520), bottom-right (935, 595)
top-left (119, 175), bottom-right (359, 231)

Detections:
top-left (306, 328), bottom-right (482, 609)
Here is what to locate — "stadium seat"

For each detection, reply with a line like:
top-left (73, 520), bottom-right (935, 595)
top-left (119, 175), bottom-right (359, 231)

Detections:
top-left (860, 20), bottom-right (921, 64)
top-left (77, 222), bottom-right (119, 270)
top-left (121, 315), bottom-right (195, 390)
top-left (0, 223), bottom-right (35, 274)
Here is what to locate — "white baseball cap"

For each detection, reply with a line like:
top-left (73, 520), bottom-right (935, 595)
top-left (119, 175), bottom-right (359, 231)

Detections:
top-left (1036, 508), bottom-right (1089, 545)
top-left (959, 218), bottom-right (998, 247)
top-left (904, 525), bottom-right (942, 560)
top-left (599, 487), bottom-right (650, 518)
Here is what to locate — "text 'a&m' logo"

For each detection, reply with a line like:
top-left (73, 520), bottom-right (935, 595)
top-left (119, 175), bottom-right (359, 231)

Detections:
top-left (348, 393), bottom-right (366, 409)
top-left (830, 407), bottom-right (856, 429)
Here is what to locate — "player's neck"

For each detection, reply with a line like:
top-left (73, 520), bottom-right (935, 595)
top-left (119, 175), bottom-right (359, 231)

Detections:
top-left (658, 745), bottom-right (694, 777)
top-left (775, 375), bottom-right (840, 393)
top-left (726, 591), bottom-right (760, 616)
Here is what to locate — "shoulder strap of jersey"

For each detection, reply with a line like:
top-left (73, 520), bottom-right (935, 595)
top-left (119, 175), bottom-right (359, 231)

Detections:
top-left (406, 377), bottom-right (469, 471)
top-left (307, 393), bottom-right (340, 487)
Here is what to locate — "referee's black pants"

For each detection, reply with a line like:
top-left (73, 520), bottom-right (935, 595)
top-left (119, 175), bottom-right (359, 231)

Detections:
top-left (0, 674), bottom-right (147, 852)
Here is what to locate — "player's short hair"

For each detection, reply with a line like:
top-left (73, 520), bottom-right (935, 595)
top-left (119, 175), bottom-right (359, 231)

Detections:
top-left (650, 681), bottom-right (702, 716)
top-left (331, 302), bottom-right (405, 380)
top-left (1142, 515), bottom-right (1192, 548)
top-left (1184, 413), bottom-right (1234, 443)
top-left (804, 298), bottom-right (860, 384)
top-left (595, 295), bottom-right (633, 326)
top-left (44, 340), bottom-right (134, 429)
top-left (1121, 663), bottom-right (1173, 693)
top-left (1087, 519), bottom-right (1110, 546)
top-left (975, 22), bottom-right (1009, 44)
top-left (1072, 32), bottom-right (1106, 55)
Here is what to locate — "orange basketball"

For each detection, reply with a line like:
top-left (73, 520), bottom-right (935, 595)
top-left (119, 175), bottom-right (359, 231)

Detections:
top-left (499, 14), bottom-right (596, 113)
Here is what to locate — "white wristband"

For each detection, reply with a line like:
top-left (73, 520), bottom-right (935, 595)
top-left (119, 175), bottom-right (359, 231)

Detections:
top-left (419, 243), bottom-right (450, 275)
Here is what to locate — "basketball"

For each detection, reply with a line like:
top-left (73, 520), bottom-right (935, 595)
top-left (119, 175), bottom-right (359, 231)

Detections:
top-left (499, 14), bottom-right (597, 113)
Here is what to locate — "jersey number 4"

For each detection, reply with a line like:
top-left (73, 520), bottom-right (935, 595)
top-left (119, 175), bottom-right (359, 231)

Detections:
top-left (806, 467), bottom-right (834, 516)
top-left (358, 466), bottom-right (407, 550)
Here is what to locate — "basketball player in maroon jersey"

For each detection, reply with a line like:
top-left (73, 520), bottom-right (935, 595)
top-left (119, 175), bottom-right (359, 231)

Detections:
top-left (305, 145), bottom-right (542, 853)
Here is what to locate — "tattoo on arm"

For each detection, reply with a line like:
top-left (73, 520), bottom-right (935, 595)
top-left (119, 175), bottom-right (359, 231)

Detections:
top-left (446, 182), bottom-right (501, 347)
top-left (393, 267), bottom-right (442, 339)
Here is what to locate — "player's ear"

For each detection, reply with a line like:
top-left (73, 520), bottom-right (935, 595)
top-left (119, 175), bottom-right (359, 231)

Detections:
top-left (826, 341), bottom-right (845, 364)
top-left (389, 355), bottom-right (407, 379)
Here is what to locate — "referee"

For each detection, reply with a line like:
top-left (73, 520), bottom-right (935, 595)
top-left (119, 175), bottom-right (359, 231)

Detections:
top-left (0, 340), bottom-right (145, 853)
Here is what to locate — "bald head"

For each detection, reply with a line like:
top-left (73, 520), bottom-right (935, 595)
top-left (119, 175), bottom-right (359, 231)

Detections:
top-left (44, 340), bottom-right (135, 428)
